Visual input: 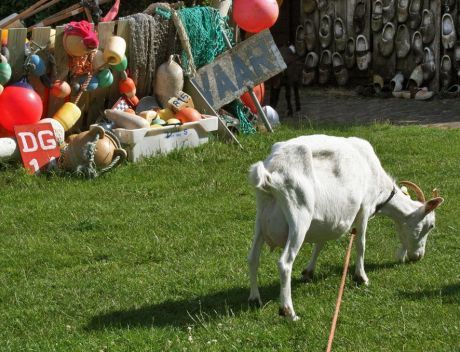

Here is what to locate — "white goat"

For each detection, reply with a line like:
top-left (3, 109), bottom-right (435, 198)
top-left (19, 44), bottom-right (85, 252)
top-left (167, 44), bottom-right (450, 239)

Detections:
top-left (248, 135), bottom-right (443, 320)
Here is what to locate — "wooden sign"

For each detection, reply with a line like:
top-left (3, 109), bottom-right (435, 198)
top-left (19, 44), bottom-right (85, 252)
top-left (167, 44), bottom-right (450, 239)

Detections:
top-left (190, 30), bottom-right (286, 110)
top-left (14, 123), bottom-right (60, 174)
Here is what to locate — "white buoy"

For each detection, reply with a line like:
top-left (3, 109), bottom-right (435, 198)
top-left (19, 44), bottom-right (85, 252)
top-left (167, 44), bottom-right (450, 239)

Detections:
top-left (262, 105), bottom-right (280, 127)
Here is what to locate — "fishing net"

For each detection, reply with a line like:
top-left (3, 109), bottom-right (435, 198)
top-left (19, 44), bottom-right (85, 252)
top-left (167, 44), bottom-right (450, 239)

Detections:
top-left (120, 12), bottom-right (179, 98)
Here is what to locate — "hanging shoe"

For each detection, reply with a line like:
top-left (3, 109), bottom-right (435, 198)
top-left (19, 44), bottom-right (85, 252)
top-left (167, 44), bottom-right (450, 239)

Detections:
top-left (316, 0), bottom-right (328, 11)
top-left (295, 25), bottom-right (307, 57)
top-left (302, 52), bottom-right (319, 86)
top-left (344, 37), bottom-right (356, 69)
top-left (440, 55), bottom-right (452, 90)
top-left (304, 19), bottom-right (317, 52)
top-left (397, 0), bottom-right (409, 23)
top-left (318, 50), bottom-right (332, 84)
top-left (353, 0), bottom-right (366, 34)
top-left (302, 0), bottom-right (317, 13)
top-left (379, 22), bottom-right (396, 57)
top-left (334, 17), bottom-right (347, 52)
top-left (395, 24), bottom-right (410, 59)
top-left (332, 52), bottom-right (349, 86)
top-left (390, 72), bottom-right (405, 92)
top-left (442, 13), bottom-right (456, 50)
top-left (422, 47), bottom-right (435, 82)
top-left (356, 35), bottom-right (371, 70)
top-left (420, 9), bottom-right (435, 44)
top-left (382, 0), bottom-right (395, 24)
top-left (411, 31), bottom-right (424, 64)
top-left (372, 0), bottom-right (384, 32)
top-left (373, 74), bottom-right (384, 92)
top-left (408, 0), bottom-right (422, 29)
top-left (407, 65), bottom-right (424, 89)
top-left (319, 15), bottom-right (332, 49)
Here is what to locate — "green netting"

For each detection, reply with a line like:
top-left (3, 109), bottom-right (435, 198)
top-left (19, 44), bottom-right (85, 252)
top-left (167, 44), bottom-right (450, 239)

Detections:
top-left (177, 6), bottom-right (233, 69)
top-left (226, 100), bottom-right (257, 135)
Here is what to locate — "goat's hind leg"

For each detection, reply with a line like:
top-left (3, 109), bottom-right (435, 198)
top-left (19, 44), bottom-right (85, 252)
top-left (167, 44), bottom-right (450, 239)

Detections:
top-left (301, 241), bottom-right (325, 282)
top-left (278, 209), bottom-right (312, 320)
top-left (248, 215), bottom-right (264, 307)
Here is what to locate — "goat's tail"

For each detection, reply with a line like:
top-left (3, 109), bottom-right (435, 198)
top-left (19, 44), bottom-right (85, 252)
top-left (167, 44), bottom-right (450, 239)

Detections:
top-left (248, 161), bottom-right (272, 191)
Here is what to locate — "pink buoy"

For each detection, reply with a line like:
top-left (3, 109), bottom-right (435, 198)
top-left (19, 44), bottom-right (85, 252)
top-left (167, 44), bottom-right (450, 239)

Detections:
top-left (233, 0), bottom-right (279, 33)
top-left (0, 80), bottom-right (43, 134)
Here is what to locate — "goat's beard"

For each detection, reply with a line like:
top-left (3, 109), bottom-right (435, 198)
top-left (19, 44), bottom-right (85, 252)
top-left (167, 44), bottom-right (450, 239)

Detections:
top-left (395, 246), bottom-right (408, 263)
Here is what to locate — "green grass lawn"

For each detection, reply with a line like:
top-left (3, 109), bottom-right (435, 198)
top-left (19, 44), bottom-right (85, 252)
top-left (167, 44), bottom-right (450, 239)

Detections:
top-left (0, 123), bottom-right (459, 351)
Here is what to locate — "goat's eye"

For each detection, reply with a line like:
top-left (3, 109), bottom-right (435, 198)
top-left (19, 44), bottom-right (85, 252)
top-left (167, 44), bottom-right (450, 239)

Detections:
top-left (429, 224), bottom-right (434, 230)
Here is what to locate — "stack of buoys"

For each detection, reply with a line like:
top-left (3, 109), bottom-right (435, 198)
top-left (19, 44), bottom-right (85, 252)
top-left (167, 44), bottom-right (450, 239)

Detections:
top-left (103, 90), bottom-right (204, 131)
top-left (62, 21), bottom-right (127, 98)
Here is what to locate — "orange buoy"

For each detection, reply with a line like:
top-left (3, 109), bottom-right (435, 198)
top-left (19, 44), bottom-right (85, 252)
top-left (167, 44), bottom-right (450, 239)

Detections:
top-left (176, 107), bottom-right (202, 123)
top-left (50, 80), bottom-right (71, 98)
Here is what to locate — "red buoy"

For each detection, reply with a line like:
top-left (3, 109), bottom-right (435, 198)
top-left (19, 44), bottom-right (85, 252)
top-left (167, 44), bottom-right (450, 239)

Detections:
top-left (240, 83), bottom-right (265, 114)
top-left (233, 0), bottom-right (279, 33)
top-left (0, 80), bottom-right (43, 134)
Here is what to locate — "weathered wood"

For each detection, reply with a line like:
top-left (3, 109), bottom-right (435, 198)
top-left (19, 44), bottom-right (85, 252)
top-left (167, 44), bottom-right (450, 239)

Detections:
top-left (184, 77), bottom-right (242, 147)
top-left (372, 1), bottom-right (396, 81)
top-left (427, 0), bottom-right (440, 92)
top-left (30, 27), bottom-right (52, 117)
top-left (108, 20), bottom-right (130, 107)
top-left (47, 26), bottom-right (67, 118)
top-left (7, 28), bottom-right (27, 82)
top-left (190, 30), bottom-right (286, 110)
top-left (86, 21), bottom-right (116, 126)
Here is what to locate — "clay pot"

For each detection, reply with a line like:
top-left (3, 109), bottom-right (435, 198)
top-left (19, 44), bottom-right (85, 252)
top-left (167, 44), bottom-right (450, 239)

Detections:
top-left (60, 126), bottom-right (126, 172)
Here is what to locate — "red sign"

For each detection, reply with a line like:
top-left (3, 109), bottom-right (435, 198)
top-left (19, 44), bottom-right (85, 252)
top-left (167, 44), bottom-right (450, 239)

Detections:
top-left (14, 123), bottom-right (61, 174)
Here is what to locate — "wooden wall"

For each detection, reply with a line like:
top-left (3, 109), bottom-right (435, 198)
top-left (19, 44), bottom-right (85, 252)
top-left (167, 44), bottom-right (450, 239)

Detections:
top-left (297, 0), bottom-right (449, 92)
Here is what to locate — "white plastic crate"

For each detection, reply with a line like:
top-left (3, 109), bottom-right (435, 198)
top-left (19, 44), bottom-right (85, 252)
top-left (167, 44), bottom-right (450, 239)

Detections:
top-left (110, 115), bottom-right (218, 162)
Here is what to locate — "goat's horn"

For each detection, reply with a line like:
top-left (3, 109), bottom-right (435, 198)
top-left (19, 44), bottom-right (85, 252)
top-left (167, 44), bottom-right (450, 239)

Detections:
top-left (432, 188), bottom-right (440, 198)
top-left (400, 181), bottom-right (426, 203)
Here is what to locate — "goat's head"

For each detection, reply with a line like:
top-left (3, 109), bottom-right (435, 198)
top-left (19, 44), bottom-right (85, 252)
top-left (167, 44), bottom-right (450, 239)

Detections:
top-left (395, 182), bottom-right (444, 263)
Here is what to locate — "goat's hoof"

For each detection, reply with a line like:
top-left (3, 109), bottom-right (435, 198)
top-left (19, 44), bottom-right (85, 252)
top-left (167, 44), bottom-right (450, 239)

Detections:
top-left (353, 274), bottom-right (369, 286)
top-left (248, 298), bottom-right (262, 308)
top-left (301, 269), bottom-right (314, 282)
top-left (279, 306), bottom-right (299, 321)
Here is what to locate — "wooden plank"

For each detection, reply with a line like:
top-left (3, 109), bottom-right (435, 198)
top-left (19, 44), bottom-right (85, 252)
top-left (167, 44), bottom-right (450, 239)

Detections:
top-left (190, 29), bottom-right (286, 110)
top-left (108, 20), bottom-right (130, 107)
top-left (47, 26), bottom-right (67, 118)
top-left (371, 1), bottom-right (396, 81)
top-left (30, 27), bottom-right (52, 117)
top-left (85, 21), bottom-right (116, 126)
top-left (7, 28), bottom-right (27, 82)
top-left (184, 78), bottom-right (242, 147)
top-left (427, 0), bottom-right (440, 92)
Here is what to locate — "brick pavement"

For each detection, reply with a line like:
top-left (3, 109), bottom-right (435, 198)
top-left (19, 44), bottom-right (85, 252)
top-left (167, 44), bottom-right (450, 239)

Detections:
top-left (269, 86), bottom-right (460, 128)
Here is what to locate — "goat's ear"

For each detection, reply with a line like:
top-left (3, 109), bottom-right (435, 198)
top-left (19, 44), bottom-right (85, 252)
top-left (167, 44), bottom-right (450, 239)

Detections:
top-left (424, 197), bottom-right (444, 215)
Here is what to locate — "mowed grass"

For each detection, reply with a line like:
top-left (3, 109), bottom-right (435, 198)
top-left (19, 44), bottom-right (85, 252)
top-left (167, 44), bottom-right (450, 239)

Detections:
top-left (0, 123), bottom-right (459, 352)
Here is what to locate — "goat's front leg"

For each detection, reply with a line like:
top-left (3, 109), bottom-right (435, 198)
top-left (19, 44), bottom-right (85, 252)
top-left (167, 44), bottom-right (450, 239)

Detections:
top-left (353, 214), bottom-right (369, 285)
top-left (248, 217), bottom-right (264, 307)
top-left (279, 211), bottom-right (311, 320)
top-left (301, 241), bottom-right (326, 282)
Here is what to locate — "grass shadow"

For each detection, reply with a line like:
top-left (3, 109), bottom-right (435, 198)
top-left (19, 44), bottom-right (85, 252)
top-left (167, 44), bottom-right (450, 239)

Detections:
top-left (324, 260), bottom-right (400, 277)
top-left (398, 283), bottom-right (460, 304)
top-left (85, 283), bottom-right (280, 331)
